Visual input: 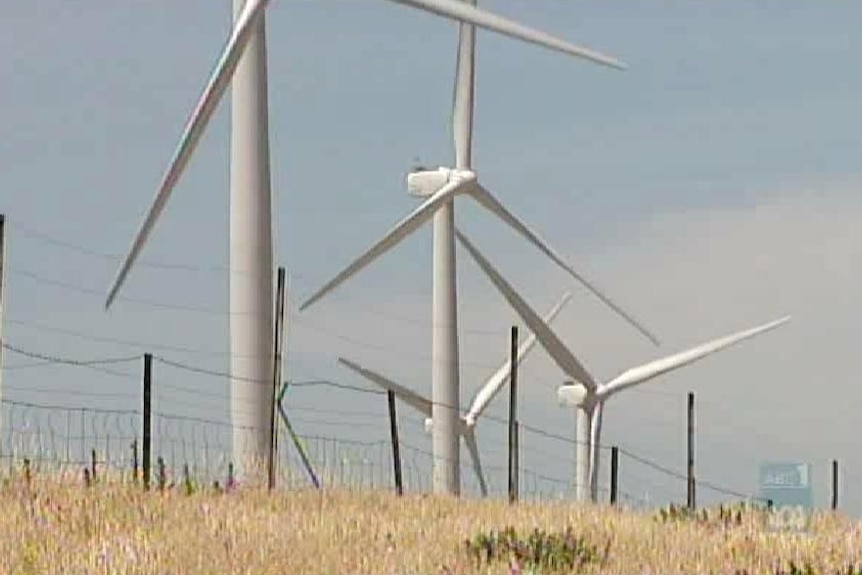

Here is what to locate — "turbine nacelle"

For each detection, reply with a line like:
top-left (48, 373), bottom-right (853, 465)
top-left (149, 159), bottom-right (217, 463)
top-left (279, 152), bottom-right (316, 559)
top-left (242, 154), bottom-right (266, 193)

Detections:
top-left (557, 381), bottom-right (593, 409)
top-left (407, 166), bottom-right (476, 198)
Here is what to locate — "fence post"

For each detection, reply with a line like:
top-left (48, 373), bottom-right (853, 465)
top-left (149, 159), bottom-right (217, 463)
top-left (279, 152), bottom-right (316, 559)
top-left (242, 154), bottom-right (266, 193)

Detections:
top-left (131, 440), bottom-right (139, 484)
top-left (157, 456), bottom-right (166, 492)
top-left (80, 408), bottom-right (86, 463)
top-left (832, 459), bottom-right (839, 510)
top-left (142, 353), bottom-right (152, 491)
top-left (687, 391), bottom-right (696, 510)
top-left (90, 448), bottom-right (97, 484)
top-left (508, 325), bottom-right (519, 505)
top-left (0, 214), bottom-right (6, 438)
top-left (268, 267), bottom-right (286, 491)
top-left (387, 390), bottom-right (403, 496)
top-left (610, 446), bottom-right (619, 505)
top-left (183, 463), bottom-right (193, 495)
top-left (227, 462), bottom-right (236, 490)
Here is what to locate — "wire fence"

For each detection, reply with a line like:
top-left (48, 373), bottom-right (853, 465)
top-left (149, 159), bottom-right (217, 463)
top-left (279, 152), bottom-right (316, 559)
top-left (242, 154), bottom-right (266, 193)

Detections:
top-left (0, 339), bottom-right (772, 511)
top-left (1, 400), bottom-right (664, 513)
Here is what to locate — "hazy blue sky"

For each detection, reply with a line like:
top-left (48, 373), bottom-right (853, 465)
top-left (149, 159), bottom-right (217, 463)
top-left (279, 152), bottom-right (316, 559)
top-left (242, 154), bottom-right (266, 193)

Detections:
top-left (2, 1), bottom-right (861, 512)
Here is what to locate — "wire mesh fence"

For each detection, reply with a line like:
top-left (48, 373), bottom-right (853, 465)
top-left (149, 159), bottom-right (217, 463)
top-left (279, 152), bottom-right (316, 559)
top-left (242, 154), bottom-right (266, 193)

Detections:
top-left (0, 389), bottom-right (749, 514)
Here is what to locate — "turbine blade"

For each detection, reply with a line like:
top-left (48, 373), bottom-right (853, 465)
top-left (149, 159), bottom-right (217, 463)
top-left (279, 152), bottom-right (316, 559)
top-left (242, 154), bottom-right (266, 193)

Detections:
top-left (464, 291), bottom-right (573, 423)
top-left (300, 178), bottom-right (470, 311)
top-left (455, 229), bottom-right (597, 390)
top-left (104, 0), bottom-right (270, 309)
top-left (452, 2), bottom-right (476, 168)
top-left (384, 0), bottom-right (627, 70)
top-left (464, 428), bottom-right (488, 497)
top-left (470, 185), bottom-right (659, 346)
top-left (338, 357), bottom-right (433, 417)
top-left (602, 315), bottom-right (791, 397)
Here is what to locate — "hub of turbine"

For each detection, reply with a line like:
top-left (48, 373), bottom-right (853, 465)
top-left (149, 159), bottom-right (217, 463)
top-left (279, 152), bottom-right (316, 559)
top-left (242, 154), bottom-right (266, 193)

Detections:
top-left (407, 166), bottom-right (476, 198)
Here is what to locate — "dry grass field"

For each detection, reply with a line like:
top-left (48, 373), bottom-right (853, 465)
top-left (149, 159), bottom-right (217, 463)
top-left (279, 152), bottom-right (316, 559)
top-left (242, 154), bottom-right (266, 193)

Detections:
top-left (2, 468), bottom-right (861, 575)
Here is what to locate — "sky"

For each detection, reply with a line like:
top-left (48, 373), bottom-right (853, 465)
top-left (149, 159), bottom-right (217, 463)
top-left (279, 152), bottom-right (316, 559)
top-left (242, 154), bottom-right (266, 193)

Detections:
top-left (1, 1), bottom-right (861, 513)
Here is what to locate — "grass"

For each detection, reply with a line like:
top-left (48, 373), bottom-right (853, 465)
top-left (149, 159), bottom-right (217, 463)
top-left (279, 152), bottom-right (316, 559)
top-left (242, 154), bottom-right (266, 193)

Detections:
top-left (2, 466), bottom-right (862, 574)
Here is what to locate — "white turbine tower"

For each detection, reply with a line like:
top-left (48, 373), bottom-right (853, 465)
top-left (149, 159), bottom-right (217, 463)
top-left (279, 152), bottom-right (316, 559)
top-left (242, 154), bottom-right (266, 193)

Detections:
top-left (454, 229), bottom-right (790, 502)
top-left (299, 6), bottom-right (654, 496)
top-left (103, 0), bottom-right (629, 476)
top-left (337, 290), bottom-right (572, 496)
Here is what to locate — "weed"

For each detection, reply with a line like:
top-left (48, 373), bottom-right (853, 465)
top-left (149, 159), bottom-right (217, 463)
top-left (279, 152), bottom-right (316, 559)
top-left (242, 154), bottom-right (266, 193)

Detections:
top-left (465, 525), bottom-right (606, 573)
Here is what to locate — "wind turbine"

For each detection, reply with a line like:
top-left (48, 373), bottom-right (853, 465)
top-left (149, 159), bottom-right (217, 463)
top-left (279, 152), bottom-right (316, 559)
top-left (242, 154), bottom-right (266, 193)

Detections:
top-left (298, 6), bottom-right (654, 496)
top-left (454, 228), bottom-right (790, 502)
top-left (102, 0), bottom-right (630, 476)
top-left (337, 290), bottom-right (572, 497)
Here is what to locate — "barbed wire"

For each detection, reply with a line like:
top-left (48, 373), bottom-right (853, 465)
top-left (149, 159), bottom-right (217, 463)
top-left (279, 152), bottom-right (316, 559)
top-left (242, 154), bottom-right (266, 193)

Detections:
top-left (8, 267), bottom-right (241, 317)
top-left (2, 398), bottom-right (139, 416)
top-left (8, 267), bottom-right (565, 372)
top-left (1, 341), bottom-right (140, 367)
top-left (154, 355), bottom-right (265, 383)
top-left (1, 341), bottom-right (140, 380)
top-left (4, 384), bottom-right (137, 400)
top-left (10, 220), bottom-right (236, 274)
top-left (6, 316), bottom-right (235, 357)
top-left (616, 446), bottom-right (689, 482)
top-left (289, 379), bottom-right (386, 395)
top-left (1, 313), bottom-right (703, 410)
top-left (616, 445), bottom-right (766, 503)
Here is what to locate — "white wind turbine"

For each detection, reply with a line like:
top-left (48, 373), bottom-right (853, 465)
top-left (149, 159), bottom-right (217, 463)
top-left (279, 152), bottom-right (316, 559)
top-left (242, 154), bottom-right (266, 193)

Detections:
top-left (454, 229), bottom-right (791, 502)
top-left (563, 312), bottom-right (790, 503)
top-left (101, 0), bottom-right (633, 474)
top-left (337, 290), bottom-right (572, 497)
top-left (299, 4), bottom-right (656, 496)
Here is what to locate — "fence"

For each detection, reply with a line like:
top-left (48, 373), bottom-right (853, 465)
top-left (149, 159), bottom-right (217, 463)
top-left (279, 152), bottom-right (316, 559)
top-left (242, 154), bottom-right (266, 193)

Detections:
top-left (0, 353), bottom-right (764, 511)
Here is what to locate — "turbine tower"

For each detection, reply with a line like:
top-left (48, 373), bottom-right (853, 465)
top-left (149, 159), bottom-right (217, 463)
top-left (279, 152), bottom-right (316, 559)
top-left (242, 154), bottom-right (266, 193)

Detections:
top-left (337, 290), bottom-right (571, 496)
top-left (300, 6), bottom-right (652, 495)
top-left (454, 228), bottom-right (790, 501)
top-left (103, 0), bottom-right (631, 476)
top-left (228, 0), bottom-right (274, 472)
